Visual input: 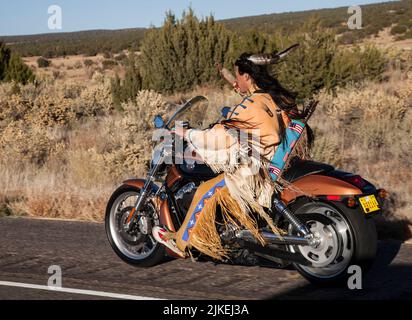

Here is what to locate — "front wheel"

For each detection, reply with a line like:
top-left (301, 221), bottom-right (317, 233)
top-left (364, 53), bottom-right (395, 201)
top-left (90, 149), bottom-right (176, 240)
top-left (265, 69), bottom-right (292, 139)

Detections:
top-left (288, 199), bottom-right (377, 286)
top-left (105, 185), bottom-right (166, 267)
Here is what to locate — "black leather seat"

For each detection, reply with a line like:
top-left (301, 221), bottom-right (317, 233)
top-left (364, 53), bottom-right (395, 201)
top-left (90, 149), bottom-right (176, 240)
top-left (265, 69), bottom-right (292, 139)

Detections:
top-left (179, 157), bottom-right (334, 183)
top-left (282, 158), bottom-right (335, 183)
top-left (179, 160), bottom-right (219, 180)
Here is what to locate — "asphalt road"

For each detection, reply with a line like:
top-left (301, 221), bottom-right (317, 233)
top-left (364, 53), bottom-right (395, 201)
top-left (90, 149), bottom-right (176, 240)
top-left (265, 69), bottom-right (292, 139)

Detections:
top-left (0, 216), bottom-right (411, 300)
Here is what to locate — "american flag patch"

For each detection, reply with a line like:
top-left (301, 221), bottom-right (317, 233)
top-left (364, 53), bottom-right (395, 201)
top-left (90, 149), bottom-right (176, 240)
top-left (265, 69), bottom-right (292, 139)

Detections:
top-left (269, 165), bottom-right (281, 176)
top-left (289, 122), bottom-right (304, 134)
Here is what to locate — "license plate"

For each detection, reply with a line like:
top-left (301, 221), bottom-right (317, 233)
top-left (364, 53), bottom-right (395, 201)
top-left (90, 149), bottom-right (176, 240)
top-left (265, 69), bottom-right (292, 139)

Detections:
top-left (359, 195), bottom-right (380, 214)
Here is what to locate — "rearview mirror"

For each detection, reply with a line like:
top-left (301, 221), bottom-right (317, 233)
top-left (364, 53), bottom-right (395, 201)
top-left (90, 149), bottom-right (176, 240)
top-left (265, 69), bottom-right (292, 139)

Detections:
top-left (154, 115), bottom-right (164, 128)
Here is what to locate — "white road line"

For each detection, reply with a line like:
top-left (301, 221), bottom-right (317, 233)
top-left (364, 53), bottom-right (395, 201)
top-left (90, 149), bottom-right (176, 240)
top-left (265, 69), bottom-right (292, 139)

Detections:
top-left (0, 281), bottom-right (163, 300)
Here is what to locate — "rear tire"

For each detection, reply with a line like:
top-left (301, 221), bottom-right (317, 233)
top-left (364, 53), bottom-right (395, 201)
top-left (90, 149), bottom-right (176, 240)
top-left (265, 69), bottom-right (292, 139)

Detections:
top-left (105, 185), bottom-right (166, 267)
top-left (288, 198), bottom-right (377, 286)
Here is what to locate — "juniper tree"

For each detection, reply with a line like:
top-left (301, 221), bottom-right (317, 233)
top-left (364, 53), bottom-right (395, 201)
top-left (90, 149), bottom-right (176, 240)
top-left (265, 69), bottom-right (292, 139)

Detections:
top-left (139, 9), bottom-right (233, 93)
top-left (0, 42), bottom-right (34, 84)
top-left (0, 42), bottom-right (11, 81)
top-left (111, 52), bottom-right (142, 108)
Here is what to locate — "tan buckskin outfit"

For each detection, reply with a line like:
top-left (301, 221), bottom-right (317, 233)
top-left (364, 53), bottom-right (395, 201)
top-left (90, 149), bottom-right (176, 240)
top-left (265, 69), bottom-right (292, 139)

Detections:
top-left (174, 91), bottom-right (289, 260)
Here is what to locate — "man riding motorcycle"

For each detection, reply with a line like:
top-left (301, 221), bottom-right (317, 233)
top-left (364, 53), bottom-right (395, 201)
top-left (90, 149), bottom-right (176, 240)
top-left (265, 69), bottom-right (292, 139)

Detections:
top-left (152, 52), bottom-right (311, 260)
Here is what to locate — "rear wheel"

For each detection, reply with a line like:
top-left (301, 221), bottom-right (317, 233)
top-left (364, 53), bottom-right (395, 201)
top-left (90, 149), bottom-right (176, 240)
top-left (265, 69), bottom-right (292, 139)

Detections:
top-left (105, 185), bottom-right (166, 267)
top-left (288, 199), bottom-right (377, 286)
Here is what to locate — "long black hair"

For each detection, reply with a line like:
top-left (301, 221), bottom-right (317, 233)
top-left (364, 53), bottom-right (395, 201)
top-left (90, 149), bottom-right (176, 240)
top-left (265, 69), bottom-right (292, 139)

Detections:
top-left (235, 52), bottom-right (297, 110)
top-left (234, 52), bottom-right (297, 142)
top-left (234, 52), bottom-right (315, 153)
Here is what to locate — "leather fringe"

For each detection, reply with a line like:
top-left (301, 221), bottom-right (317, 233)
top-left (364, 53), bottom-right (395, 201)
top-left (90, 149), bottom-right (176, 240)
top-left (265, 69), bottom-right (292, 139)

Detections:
top-left (189, 186), bottom-right (285, 261)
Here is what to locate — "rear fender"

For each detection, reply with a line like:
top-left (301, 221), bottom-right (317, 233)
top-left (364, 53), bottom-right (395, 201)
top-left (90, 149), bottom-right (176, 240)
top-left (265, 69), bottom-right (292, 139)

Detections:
top-left (281, 174), bottom-right (363, 204)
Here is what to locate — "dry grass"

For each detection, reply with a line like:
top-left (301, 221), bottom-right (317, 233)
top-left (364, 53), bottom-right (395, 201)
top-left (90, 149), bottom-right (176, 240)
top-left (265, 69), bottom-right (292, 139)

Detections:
top-left (22, 52), bottom-right (128, 84)
top-left (310, 71), bottom-right (412, 239)
top-left (0, 78), bottom-right (175, 221)
top-left (365, 27), bottom-right (412, 51)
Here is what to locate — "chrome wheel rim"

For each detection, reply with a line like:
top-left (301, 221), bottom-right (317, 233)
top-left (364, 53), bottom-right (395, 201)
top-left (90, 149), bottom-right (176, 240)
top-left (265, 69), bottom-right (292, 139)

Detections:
top-left (289, 203), bottom-right (354, 278)
top-left (109, 191), bottom-right (159, 260)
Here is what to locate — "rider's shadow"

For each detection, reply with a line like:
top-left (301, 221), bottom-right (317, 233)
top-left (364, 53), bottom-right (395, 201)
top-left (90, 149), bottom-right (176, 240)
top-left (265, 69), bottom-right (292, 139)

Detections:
top-left (266, 240), bottom-right (412, 300)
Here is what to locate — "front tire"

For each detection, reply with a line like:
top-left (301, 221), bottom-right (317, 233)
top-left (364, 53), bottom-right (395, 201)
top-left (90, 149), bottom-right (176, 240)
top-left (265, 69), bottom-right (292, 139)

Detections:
top-left (288, 199), bottom-right (377, 286)
top-left (105, 185), bottom-right (166, 267)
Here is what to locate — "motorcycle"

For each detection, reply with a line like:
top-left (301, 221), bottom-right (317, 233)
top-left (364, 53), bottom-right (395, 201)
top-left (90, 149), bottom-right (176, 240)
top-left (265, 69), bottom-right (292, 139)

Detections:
top-left (105, 95), bottom-right (387, 286)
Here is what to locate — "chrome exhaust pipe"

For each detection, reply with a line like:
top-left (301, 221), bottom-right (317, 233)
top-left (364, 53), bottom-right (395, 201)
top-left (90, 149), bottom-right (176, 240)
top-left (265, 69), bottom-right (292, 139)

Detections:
top-left (236, 230), bottom-right (310, 246)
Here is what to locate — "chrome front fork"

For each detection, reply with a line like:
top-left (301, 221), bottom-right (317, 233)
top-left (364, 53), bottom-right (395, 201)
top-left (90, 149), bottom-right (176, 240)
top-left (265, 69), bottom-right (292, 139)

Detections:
top-left (124, 179), bottom-right (152, 231)
top-left (124, 150), bottom-right (166, 232)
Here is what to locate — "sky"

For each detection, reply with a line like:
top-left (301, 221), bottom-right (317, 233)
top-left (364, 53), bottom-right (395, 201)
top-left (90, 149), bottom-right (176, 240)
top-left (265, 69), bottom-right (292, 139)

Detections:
top-left (0, 0), bottom-right (392, 36)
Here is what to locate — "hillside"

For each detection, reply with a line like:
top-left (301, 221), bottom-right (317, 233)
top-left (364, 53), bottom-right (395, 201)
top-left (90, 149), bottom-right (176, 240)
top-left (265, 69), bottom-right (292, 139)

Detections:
top-left (0, 28), bottom-right (146, 57)
top-left (222, 0), bottom-right (412, 40)
top-left (1, 0), bottom-right (412, 57)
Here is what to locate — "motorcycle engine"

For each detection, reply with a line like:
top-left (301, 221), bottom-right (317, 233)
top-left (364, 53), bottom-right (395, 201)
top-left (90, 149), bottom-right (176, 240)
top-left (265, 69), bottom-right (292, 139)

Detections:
top-left (175, 182), bottom-right (197, 212)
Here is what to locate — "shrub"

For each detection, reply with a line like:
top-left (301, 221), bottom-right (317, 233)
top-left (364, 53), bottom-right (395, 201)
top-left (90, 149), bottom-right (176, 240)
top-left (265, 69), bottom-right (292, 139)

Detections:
top-left (139, 10), bottom-right (232, 93)
top-left (5, 53), bottom-right (35, 85)
top-left (83, 59), bottom-right (94, 67)
top-left (391, 24), bottom-right (408, 35)
top-left (114, 53), bottom-right (127, 62)
top-left (395, 28), bottom-right (412, 40)
top-left (111, 52), bottom-right (142, 108)
top-left (0, 42), bottom-right (11, 81)
top-left (104, 90), bottom-right (169, 177)
top-left (311, 73), bottom-right (412, 228)
top-left (85, 48), bottom-right (98, 57)
top-left (0, 120), bottom-right (53, 167)
top-left (0, 42), bottom-right (34, 85)
top-left (102, 59), bottom-right (117, 69)
top-left (73, 61), bottom-right (82, 69)
top-left (128, 12), bottom-right (387, 100)
top-left (274, 19), bottom-right (339, 99)
top-left (37, 57), bottom-right (51, 68)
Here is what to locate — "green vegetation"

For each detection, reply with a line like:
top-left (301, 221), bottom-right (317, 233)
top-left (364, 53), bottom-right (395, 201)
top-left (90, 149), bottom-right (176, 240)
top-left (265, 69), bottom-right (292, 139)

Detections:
top-left (223, 0), bottom-right (412, 44)
top-left (114, 53), bottom-right (127, 62)
top-left (111, 52), bottom-right (142, 108)
top-left (0, 41), bottom-right (34, 85)
top-left (102, 59), bottom-right (118, 69)
top-left (273, 20), bottom-right (387, 99)
top-left (396, 28), bottom-right (412, 40)
top-left (391, 24), bottom-right (408, 35)
top-left (0, 29), bottom-right (146, 58)
top-left (139, 10), bottom-right (232, 92)
top-left (0, 41), bottom-right (11, 80)
top-left (37, 57), bottom-right (51, 68)
top-left (83, 59), bottom-right (94, 67)
top-left (112, 13), bottom-right (388, 103)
